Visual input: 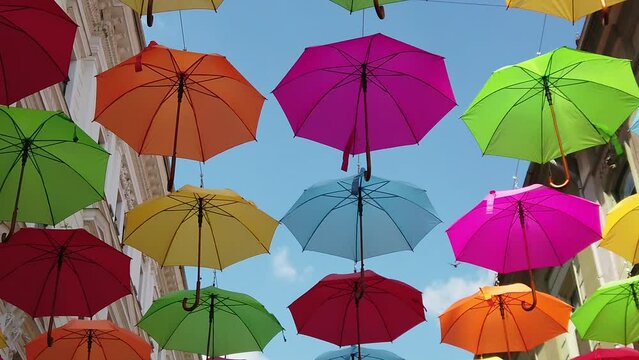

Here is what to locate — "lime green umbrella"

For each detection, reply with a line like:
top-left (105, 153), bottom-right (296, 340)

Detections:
top-left (462, 47), bottom-right (639, 188)
top-left (138, 286), bottom-right (283, 358)
top-left (0, 107), bottom-right (108, 240)
top-left (330, 0), bottom-right (405, 18)
top-left (571, 276), bottom-right (639, 344)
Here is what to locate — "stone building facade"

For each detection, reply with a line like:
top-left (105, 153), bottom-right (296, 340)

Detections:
top-left (0, 1), bottom-right (197, 360)
top-left (495, 3), bottom-right (639, 359)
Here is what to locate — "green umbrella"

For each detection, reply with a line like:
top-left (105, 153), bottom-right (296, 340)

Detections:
top-left (571, 275), bottom-right (639, 344)
top-left (138, 286), bottom-right (283, 358)
top-left (462, 47), bottom-right (639, 188)
top-left (330, 0), bottom-right (405, 18)
top-left (0, 107), bottom-right (108, 240)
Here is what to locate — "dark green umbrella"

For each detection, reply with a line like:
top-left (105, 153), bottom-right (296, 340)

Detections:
top-left (0, 107), bottom-right (108, 240)
top-left (138, 286), bottom-right (283, 358)
top-left (330, 0), bottom-right (406, 18)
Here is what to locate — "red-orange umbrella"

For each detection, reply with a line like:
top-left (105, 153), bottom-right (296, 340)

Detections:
top-left (94, 41), bottom-right (265, 191)
top-left (26, 320), bottom-right (151, 360)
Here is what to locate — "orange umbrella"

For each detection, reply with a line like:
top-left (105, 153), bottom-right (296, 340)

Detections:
top-left (94, 41), bottom-right (265, 191)
top-left (26, 319), bottom-right (151, 360)
top-left (439, 283), bottom-right (571, 360)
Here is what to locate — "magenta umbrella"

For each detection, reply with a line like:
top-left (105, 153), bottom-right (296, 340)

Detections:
top-left (273, 33), bottom-right (456, 180)
top-left (573, 348), bottom-right (639, 359)
top-left (446, 184), bottom-right (601, 310)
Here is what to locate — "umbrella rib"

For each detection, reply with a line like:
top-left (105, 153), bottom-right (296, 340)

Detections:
top-left (522, 209), bottom-right (564, 265)
top-left (301, 196), bottom-right (354, 251)
top-left (0, 16), bottom-right (68, 78)
top-left (63, 257), bottom-right (98, 316)
top-left (137, 83), bottom-right (181, 155)
top-left (93, 75), bottom-right (176, 119)
top-left (157, 307), bottom-right (194, 349)
top-left (0, 52), bottom-right (8, 101)
top-left (273, 63), bottom-right (360, 91)
top-left (209, 203), bottom-right (271, 254)
top-left (551, 85), bottom-right (615, 143)
top-left (217, 300), bottom-right (270, 352)
top-left (293, 71), bottom-right (362, 135)
top-left (523, 200), bottom-right (601, 238)
top-left (159, 205), bottom-right (199, 266)
top-left (184, 84), bottom-right (258, 141)
top-left (361, 293), bottom-right (395, 341)
top-left (364, 195), bottom-right (415, 251)
top-left (202, 205), bottom-right (223, 269)
top-left (123, 199), bottom-right (196, 241)
top-left (440, 297), bottom-right (491, 342)
top-left (367, 76), bottom-right (420, 144)
top-left (0, 152), bottom-right (22, 193)
top-left (26, 150), bottom-right (57, 223)
top-left (182, 85), bottom-right (207, 161)
top-left (500, 210), bottom-right (519, 273)
top-left (63, 253), bottom-right (131, 295)
top-left (370, 68), bottom-right (457, 105)
top-left (462, 77), bottom-right (540, 114)
top-left (363, 188), bottom-right (441, 222)
top-left (471, 302), bottom-right (492, 354)
top-left (30, 255), bottom-right (61, 317)
top-left (336, 291), bottom-right (356, 346)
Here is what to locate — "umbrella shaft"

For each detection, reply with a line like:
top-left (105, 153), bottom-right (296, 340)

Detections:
top-left (207, 295), bottom-right (215, 357)
top-left (358, 189), bottom-right (364, 272)
top-left (168, 75), bottom-right (185, 192)
top-left (6, 151), bottom-right (28, 241)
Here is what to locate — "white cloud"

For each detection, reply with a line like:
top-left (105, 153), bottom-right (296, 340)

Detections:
top-left (226, 352), bottom-right (269, 360)
top-left (423, 271), bottom-right (496, 315)
top-left (271, 247), bottom-right (312, 282)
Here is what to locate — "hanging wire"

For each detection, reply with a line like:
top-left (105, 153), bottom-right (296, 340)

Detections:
top-left (178, 10), bottom-right (187, 51)
top-left (421, 0), bottom-right (505, 7)
top-left (512, 159), bottom-right (521, 189)
top-left (537, 14), bottom-right (548, 55)
top-left (361, 8), bottom-right (365, 37)
top-left (199, 162), bottom-right (204, 188)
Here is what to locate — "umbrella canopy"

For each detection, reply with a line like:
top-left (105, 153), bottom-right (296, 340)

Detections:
top-left (440, 283), bottom-right (571, 360)
top-left (124, 185), bottom-right (277, 309)
top-left (119, 0), bottom-right (223, 26)
top-left (462, 47), bottom-right (639, 188)
top-left (0, 0), bottom-right (76, 105)
top-left (0, 329), bottom-right (6, 349)
top-left (0, 107), bottom-right (108, 239)
top-left (273, 33), bottom-right (455, 179)
top-left (572, 276), bottom-right (639, 344)
top-left (631, 115), bottom-right (639, 135)
top-left (447, 184), bottom-right (601, 309)
top-left (138, 286), bottom-right (283, 358)
top-left (95, 41), bottom-right (265, 191)
top-left (329, 0), bottom-right (406, 19)
top-left (281, 171), bottom-right (440, 263)
top-left (0, 228), bottom-right (131, 344)
top-left (26, 320), bottom-right (151, 360)
top-left (573, 348), bottom-right (639, 359)
top-left (506, 0), bottom-right (625, 23)
top-left (316, 345), bottom-right (404, 360)
top-left (289, 270), bottom-right (425, 360)
top-left (600, 194), bottom-right (639, 264)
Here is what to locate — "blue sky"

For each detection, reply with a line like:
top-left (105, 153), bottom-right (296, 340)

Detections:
top-left (143, 1), bottom-right (582, 358)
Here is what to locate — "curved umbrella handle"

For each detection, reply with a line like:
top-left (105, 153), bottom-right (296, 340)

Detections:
top-left (373, 0), bottom-right (386, 19)
top-left (47, 316), bottom-right (55, 347)
top-left (548, 153), bottom-right (571, 189)
top-left (146, 0), bottom-right (154, 27)
top-left (182, 279), bottom-right (201, 311)
top-left (521, 287), bottom-right (538, 311)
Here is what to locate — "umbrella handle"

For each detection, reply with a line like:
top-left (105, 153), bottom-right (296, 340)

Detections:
top-left (182, 279), bottom-right (201, 311)
top-left (521, 268), bottom-right (538, 311)
top-left (146, 0), bottom-right (154, 27)
top-left (547, 102), bottom-right (570, 189)
top-left (47, 316), bottom-right (55, 347)
top-left (373, 0), bottom-right (386, 19)
top-left (548, 151), bottom-right (571, 189)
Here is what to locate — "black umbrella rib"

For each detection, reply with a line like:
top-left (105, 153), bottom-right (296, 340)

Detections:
top-left (551, 86), bottom-right (610, 143)
top-left (202, 206), bottom-right (224, 269)
top-left (159, 206), bottom-right (199, 266)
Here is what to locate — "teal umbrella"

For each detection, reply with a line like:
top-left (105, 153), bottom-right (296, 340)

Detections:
top-left (572, 276), bottom-right (639, 344)
top-left (138, 286), bottom-right (283, 358)
top-left (631, 113), bottom-right (639, 135)
top-left (316, 346), bottom-right (404, 360)
top-left (0, 107), bottom-right (108, 240)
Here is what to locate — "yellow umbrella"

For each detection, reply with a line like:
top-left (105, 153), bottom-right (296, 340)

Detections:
top-left (506, 0), bottom-right (625, 23)
top-left (600, 194), bottom-right (639, 264)
top-left (120, 0), bottom-right (224, 26)
top-left (0, 329), bottom-right (7, 349)
top-left (124, 185), bottom-right (277, 310)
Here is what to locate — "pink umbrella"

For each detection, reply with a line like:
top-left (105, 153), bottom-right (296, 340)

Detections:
top-left (446, 184), bottom-right (601, 310)
top-left (573, 348), bottom-right (639, 359)
top-left (273, 33), bottom-right (456, 180)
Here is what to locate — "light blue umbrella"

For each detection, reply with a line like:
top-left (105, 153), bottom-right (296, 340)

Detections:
top-left (631, 112), bottom-right (639, 134)
top-left (281, 170), bottom-right (440, 265)
top-left (316, 346), bottom-right (404, 360)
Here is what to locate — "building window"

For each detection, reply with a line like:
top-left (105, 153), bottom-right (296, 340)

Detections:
top-left (614, 165), bottom-right (636, 202)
